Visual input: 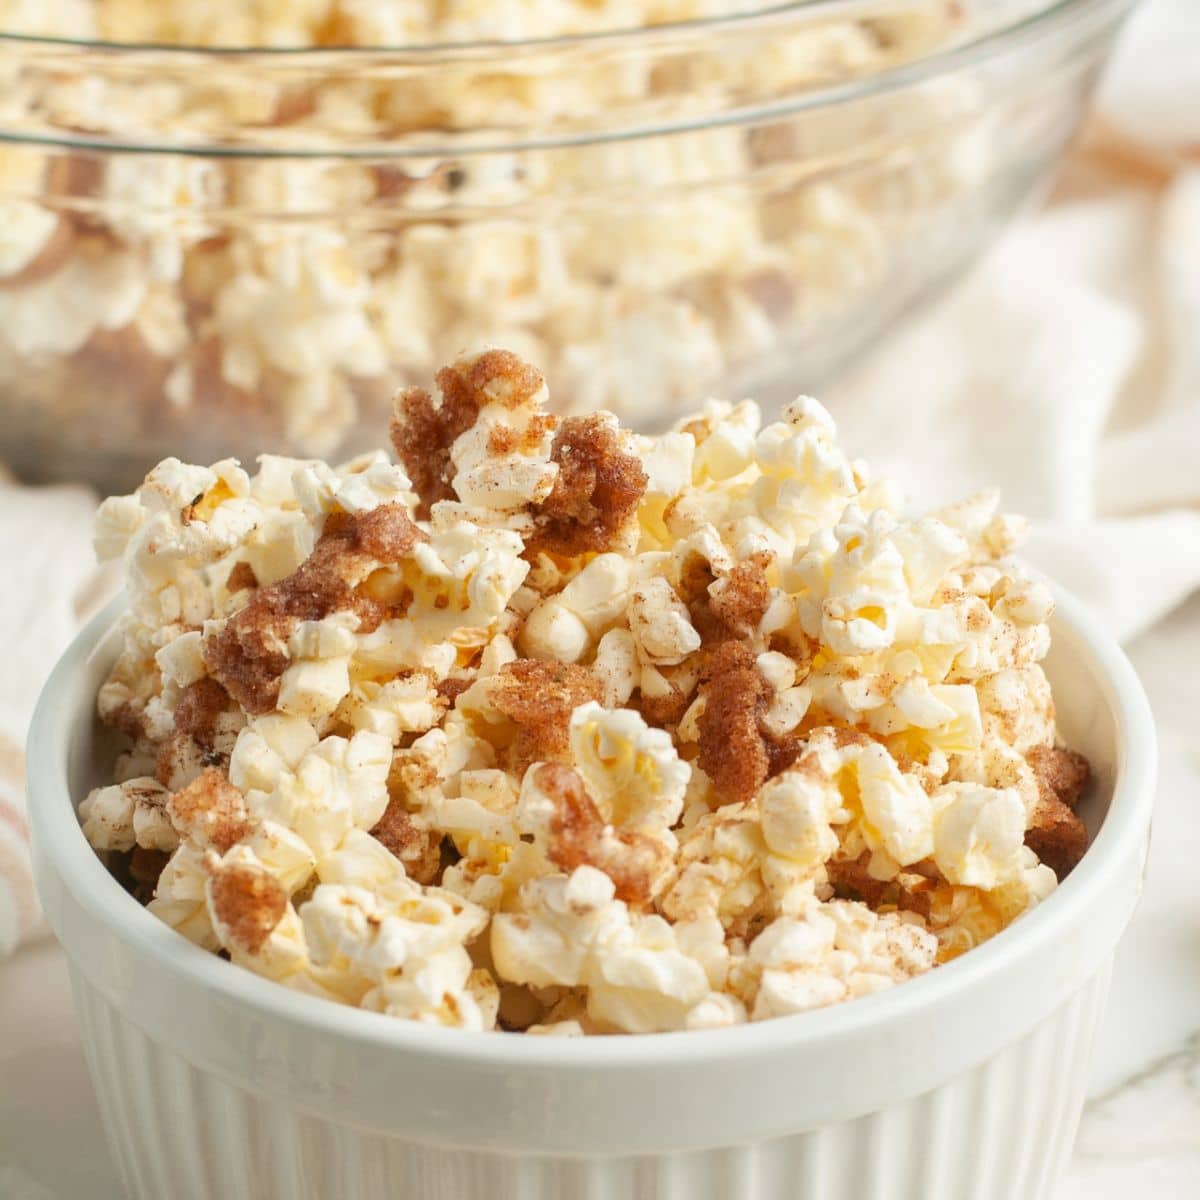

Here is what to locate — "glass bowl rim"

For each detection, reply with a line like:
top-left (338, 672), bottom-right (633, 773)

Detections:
top-left (0, 0), bottom-right (1132, 160)
top-left (0, 0), bottom-right (1077, 57)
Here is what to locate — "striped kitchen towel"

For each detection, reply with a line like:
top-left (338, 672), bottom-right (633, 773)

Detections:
top-left (0, 474), bottom-right (110, 957)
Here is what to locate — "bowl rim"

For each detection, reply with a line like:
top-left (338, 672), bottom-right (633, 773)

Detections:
top-left (0, 0), bottom-right (1135, 159)
top-left (0, 0), bottom-right (1112, 58)
top-left (28, 583), bottom-right (1154, 1071)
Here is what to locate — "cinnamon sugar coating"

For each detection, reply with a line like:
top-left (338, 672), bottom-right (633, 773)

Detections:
top-left (697, 643), bottom-right (772, 807)
top-left (208, 861), bottom-right (288, 956)
top-left (527, 415), bottom-right (647, 557)
top-left (392, 350), bottom-right (546, 517)
top-left (167, 768), bottom-right (250, 854)
top-left (491, 660), bottom-right (603, 774)
top-left (1024, 745), bottom-right (1091, 877)
top-left (370, 798), bottom-right (444, 886)
top-left (535, 763), bottom-right (664, 908)
top-left (204, 503), bottom-right (423, 713)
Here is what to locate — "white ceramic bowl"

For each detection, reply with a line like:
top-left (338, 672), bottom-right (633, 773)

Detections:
top-left (28, 588), bottom-right (1154, 1200)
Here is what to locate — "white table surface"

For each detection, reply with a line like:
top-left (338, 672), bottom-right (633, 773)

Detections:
top-left (3, 597), bottom-right (1198, 1200)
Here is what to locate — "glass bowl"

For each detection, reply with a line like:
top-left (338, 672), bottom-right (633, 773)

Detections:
top-left (0, 0), bottom-right (1135, 491)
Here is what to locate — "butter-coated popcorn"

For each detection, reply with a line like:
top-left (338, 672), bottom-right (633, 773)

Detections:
top-left (83, 347), bottom-right (1090, 1033)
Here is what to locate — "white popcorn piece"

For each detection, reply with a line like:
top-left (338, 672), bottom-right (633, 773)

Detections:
top-left (273, 613), bottom-right (359, 724)
top-left (519, 599), bottom-right (590, 664)
top-left (237, 726), bottom-right (392, 862)
top-left (932, 782), bottom-right (1026, 889)
top-left (294, 452), bottom-right (416, 520)
top-left (627, 576), bottom-right (702, 666)
top-left (409, 520), bottom-right (530, 641)
top-left (302, 875), bottom-right (491, 1028)
top-left (569, 702), bottom-right (689, 837)
top-left (147, 841), bottom-right (218, 949)
top-left (662, 802), bottom-right (770, 932)
top-left (492, 867), bottom-right (722, 1034)
top-left (93, 494), bottom-right (146, 562)
top-left (690, 399), bottom-right (762, 482)
top-left (79, 777), bottom-right (174, 854)
top-left (340, 673), bottom-right (444, 742)
top-left (153, 630), bottom-right (207, 688)
top-left (758, 770), bottom-right (841, 874)
top-left (592, 627), bottom-right (639, 708)
top-left (748, 901), bottom-right (937, 1020)
top-left (445, 379), bottom-right (558, 522)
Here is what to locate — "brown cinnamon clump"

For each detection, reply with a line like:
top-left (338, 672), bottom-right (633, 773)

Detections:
top-left (1027, 744), bottom-right (1090, 809)
top-left (167, 767), bottom-right (251, 854)
top-left (679, 553), bottom-right (772, 644)
top-left (225, 561), bottom-right (259, 593)
top-left (127, 847), bottom-right (171, 905)
top-left (488, 413), bottom-right (556, 458)
top-left (697, 642), bottom-right (792, 806)
top-left (490, 660), bottom-right (602, 774)
top-left (534, 763), bottom-right (663, 907)
top-left (527, 414), bottom-right (647, 557)
top-left (636, 681), bottom-right (690, 728)
top-left (155, 679), bottom-right (235, 788)
top-left (436, 676), bottom-right (473, 707)
top-left (208, 861), bottom-right (288, 956)
top-left (370, 799), bottom-right (444, 885)
top-left (174, 677), bottom-right (230, 744)
top-left (826, 852), bottom-right (936, 918)
top-left (204, 503), bottom-right (424, 713)
top-left (711, 557), bottom-right (772, 638)
top-left (677, 553), bottom-right (724, 644)
top-left (1024, 744), bottom-right (1091, 878)
top-left (391, 350), bottom-right (545, 517)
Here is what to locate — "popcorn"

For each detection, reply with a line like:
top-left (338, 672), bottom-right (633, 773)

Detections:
top-left (147, 842), bottom-right (217, 949)
top-left (592, 628), bottom-right (640, 708)
top-left (519, 599), bottom-right (590, 664)
top-left (758, 771), bottom-right (841, 874)
top-left (568, 703), bottom-right (689, 838)
top-left (0, 0), bottom-right (989, 489)
top-left (492, 867), bottom-right (719, 1033)
top-left (932, 782), bottom-right (1027, 889)
top-left (627, 576), bottom-right (702, 666)
top-left (234, 723), bottom-right (392, 861)
top-left (277, 615), bottom-right (358, 723)
top-left (83, 347), bottom-right (1088, 1034)
top-left (206, 846), bottom-right (309, 983)
top-left (79, 778), bottom-right (175, 854)
top-left (747, 902), bottom-right (938, 1019)
top-left (303, 878), bottom-right (491, 1028)
top-left (339, 673), bottom-right (444, 742)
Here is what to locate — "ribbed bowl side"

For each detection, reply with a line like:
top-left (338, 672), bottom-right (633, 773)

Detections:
top-left (69, 962), bottom-right (1111, 1200)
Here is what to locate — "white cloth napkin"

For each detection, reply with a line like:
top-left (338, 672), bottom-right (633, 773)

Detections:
top-left (829, 0), bottom-right (1200, 644)
top-left (0, 0), bottom-right (1195, 960)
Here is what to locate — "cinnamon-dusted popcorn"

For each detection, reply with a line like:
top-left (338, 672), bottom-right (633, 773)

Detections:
top-left (744, 901), bottom-right (938, 1019)
top-left (82, 348), bottom-right (1090, 1033)
top-left (80, 777), bottom-right (177, 854)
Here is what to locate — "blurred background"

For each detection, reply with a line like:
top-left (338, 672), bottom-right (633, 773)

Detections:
top-left (0, 1), bottom-right (1196, 1196)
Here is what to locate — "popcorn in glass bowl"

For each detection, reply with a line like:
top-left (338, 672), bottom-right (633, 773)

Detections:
top-left (78, 348), bottom-right (1095, 1035)
top-left (0, 0), bottom-right (1137, 489)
